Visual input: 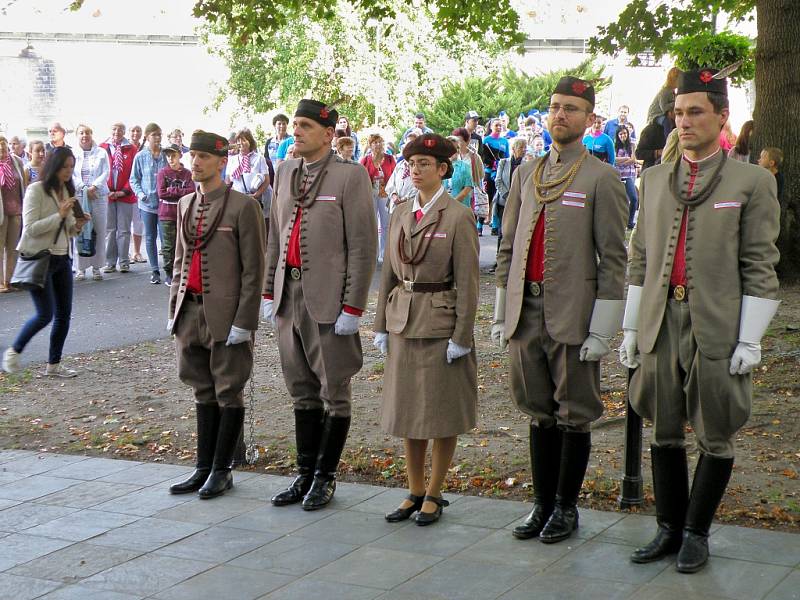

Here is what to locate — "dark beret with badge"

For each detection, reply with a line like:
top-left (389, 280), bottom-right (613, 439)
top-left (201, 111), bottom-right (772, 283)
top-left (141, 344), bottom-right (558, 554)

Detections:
top-left (402, 133), bottom-right (457, 179)
top-left (190, 130), bottom-right (228, 157)
top-left (677, 67), bottom-right (729, 97)
top-left (552, 76), bottom-right (595, 109)
top-left (295, 99), bottom-right (338, 128)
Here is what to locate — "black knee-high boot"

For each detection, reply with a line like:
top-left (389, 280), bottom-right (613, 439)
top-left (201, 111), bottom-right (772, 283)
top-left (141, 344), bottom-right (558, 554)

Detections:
top-left (676, 454), bottom-right (734, 573)
top-left (513, 424), bottom-right (562, 539)
top-left (170, 403), bottom-right (219, 494)
top-left (539, 430), bottom-right (591, 544)
top-left (271, 408), bottom-right (325, 506)
top-left (302, 414), bottom-right (351, 510)
top-left (198, 406), bottom-right (245, 499)
top-left (631, 445), bottom-right (689, 563)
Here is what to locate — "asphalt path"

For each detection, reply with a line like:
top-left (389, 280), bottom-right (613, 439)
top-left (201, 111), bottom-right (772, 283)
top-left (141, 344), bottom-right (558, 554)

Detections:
top-left (0, 233), bottom-right (500, 367)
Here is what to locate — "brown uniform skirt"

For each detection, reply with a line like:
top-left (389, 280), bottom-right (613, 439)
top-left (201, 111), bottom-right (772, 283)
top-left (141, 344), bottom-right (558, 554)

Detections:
top-left (380, 334), bottom-right (477, 439)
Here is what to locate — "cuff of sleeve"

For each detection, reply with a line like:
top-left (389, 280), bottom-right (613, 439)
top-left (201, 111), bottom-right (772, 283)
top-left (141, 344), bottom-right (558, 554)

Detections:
top-left (343, 305), bottom-right (363, 317)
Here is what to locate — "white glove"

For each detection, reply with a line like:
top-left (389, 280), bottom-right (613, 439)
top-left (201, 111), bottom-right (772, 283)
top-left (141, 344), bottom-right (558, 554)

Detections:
top-left (619, 329), bottom-right (640, 368)
top-left (579, 333), bottom-right (610, 362)
top-left (334, 311), bottom-right (360, 336)
top-left (491, 287), bottom-right (508, 350)
top-left (446, 339), bottom-right (471, 364)
top-left (729, 295), bottom-right (780, 376)
top-left (730, 342), bottom-right (760, 375)
top-left (261, 298), bottom-right (274, 324)
top-left (374, 332), bottom-right (388, 355)
top-left (167, 318), bottom-right (174, 332)
top-left (226, 325), bottom-right (251, 346)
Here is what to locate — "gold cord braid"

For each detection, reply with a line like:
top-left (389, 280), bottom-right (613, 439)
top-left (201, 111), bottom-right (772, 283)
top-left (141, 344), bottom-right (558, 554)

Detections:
top-left (533, 149), bottom-right (589, 204)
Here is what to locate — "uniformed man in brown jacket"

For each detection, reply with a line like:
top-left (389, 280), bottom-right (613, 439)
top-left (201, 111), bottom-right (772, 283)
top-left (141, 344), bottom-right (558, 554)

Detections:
top-left (167, 130), bottom-right (266, 499)
top-left (264, 99), bottom-right (377, 510)
top-left (493, 77), bottom-right (628, 544)
top-left (621, 68), bottom-right (780, 573)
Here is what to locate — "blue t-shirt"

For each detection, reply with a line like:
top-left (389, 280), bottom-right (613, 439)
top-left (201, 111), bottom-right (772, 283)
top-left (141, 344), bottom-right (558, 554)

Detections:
top-left (582, 133), bottom-right (616, 165)
top-left (445, 159), bottom-right (474, 207)
top-left (276, 136), bottom-right (295, 160)
top-left (482, 135), bottom-right (510, 175)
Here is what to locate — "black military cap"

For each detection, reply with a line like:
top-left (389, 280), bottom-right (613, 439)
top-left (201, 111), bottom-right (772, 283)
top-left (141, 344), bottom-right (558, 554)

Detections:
top-left (295, 99), bottom-right (338, 128)
top-left (402, 133), bottom-right (457, 179)
top-left (189, 130), bottom-right (228, 156)
top-left (162, 143), bottom-right (183, 156)
top-left (552, 76), bottom-right (595, 109)
top-left (677, 68), bottom-right (728, 97)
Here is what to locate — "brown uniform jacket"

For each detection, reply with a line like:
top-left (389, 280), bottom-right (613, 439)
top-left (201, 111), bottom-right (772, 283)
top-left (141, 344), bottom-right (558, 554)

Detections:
top-left (496, 143), bottom-right (628, 344)
top-left (169, 184), bottom-right (266, 342)
top-left (374, 193), bottom-right (480, 348)
top-left (264, 152), bottom-right (377, 323)
top-left (629, 151), bottom-right (780, 359)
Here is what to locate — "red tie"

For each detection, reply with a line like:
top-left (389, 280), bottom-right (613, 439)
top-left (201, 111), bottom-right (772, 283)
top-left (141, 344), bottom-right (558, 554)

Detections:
top-left (415, 209), bottom-right (424, 223)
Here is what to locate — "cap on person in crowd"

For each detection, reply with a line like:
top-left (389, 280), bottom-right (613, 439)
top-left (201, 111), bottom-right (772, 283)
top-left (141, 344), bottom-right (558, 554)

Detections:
top-left (273, 113), bottom-right (289, 125)
top-left (465, 110), bottom-right (481, 121)
top-left (402, 133), bottom-right (457, 179)
top-left (676, 68), bottom-right (728, 97)
top-left (295, 99), bottom-right (338, 128)
top-left (163, 143), bottom-right (183, 156)
top-left (499, 110), bottom-right (507, 118)
top-left (553, 76), bottom-right (595, 110)
top-left (144, 122), bottom-right (161, 138)
top-left (190, 130), bottom-right (228, 156)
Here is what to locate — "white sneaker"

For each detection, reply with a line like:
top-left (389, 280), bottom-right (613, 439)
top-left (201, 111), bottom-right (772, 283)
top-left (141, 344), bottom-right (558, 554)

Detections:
top-left (75, 271), bottom-right (86, 281)
top-left (2, 348), bottom-right (20, 373)
top-left (45, 363), bottom-right (77, 378)
top-left (101, 265), bottom-right (116, 273)
top-left (92, 268), bottom-right (103, 281)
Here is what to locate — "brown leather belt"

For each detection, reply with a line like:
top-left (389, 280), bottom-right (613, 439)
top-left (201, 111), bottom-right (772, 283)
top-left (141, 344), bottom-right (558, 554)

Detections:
top-left (524, 281), bottom-right (544, 297)
top-left (287, 267), bottom-right (302, 280)
top-left (186, 292), bottom-right (203, 303)
top-left (400, 280), bottom-right (453, 293)
top-left (668, 284), bottom-right (688, 302)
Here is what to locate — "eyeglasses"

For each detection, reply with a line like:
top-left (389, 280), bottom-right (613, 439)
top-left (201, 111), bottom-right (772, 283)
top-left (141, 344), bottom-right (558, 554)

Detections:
top-left (407, 160), bottom-right (436, 170)
top-left (548, 104), bottom-right (586, 116)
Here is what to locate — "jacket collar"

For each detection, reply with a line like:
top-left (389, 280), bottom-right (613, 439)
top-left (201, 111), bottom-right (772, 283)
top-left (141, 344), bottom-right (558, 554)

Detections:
top-left (548, 139), bottom-right (584, 166)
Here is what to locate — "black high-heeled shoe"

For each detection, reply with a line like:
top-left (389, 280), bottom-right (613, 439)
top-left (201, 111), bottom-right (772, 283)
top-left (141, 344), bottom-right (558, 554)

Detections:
top-left (415, 495), bottom-right (450, 526)
top-left (385, 493), bottom-right (425, 522)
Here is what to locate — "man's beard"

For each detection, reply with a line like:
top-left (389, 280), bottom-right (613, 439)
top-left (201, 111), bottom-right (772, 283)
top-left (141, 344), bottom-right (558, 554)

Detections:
top-left (550, 129), bottom-right (582, 146)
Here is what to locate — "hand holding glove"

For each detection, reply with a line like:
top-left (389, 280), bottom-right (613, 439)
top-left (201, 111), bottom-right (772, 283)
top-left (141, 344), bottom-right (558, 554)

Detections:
top-left (334, 311), bottom-right (360, 336)
top-left (491, 287), bottom-right (508, 350)
top-left (618, 329), bottom-right (640, 368)
top-left (579, 333), bottom-right (610, 362)
top-left (446, 339), bottom-right (471, 364)
top-left (374, 332), bottom-right (388, 355)
top-left (261, 298), bottom-right (274, 324)
top-left (226, 325), bottom-right (251, 346)
top-left (729, 342), bottom-right (761, 375)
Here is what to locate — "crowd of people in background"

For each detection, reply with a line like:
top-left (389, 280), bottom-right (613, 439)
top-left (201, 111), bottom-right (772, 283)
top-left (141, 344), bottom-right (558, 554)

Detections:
top-left (0, 72), bottom-right (787, 302)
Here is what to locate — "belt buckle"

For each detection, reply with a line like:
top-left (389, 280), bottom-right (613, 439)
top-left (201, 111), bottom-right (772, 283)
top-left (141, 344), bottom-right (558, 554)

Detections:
top-left (529, 281), bottom-right (541, 297)
top-left (673, 284), bottom-right (686, 301)
top-left (403, 280), bottom-right (413, 292)
top-left (290, 267), bottom-right (301, 281)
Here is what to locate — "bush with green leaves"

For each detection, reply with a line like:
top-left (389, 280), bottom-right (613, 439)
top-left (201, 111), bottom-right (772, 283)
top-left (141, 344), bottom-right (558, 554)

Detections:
top-left (418, 60), bottom-right (610, 134)
top-left (669, 31), bottom-right (754, 87)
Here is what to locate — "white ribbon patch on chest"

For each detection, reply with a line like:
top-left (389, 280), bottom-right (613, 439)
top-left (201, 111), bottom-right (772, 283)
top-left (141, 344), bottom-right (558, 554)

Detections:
top-left (713, 201), bottom-right (741, 209)
top-left (424, 232), bottom-right (447, 239)
top-left (317, 195), bottom-right (337, 202)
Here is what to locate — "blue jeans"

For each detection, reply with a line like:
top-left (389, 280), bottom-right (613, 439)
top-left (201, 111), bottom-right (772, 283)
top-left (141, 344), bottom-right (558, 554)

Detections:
top-left (140, 209), bottom-right (161, 274)
top-left (622, 178), bottom-right (639, 229)
top-left (13, 254), bottom-right (73, 364)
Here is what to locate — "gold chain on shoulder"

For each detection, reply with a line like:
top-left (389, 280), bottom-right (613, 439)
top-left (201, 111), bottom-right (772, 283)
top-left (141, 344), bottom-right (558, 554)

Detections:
top-left (533, 149), bottom-right (588, 204)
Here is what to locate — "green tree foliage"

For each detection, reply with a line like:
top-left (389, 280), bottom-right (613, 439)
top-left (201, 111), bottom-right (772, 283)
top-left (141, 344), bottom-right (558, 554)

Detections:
top-left (419, 60), bottom-right (610, 134)
top-left (589, 0), bottom-right (755, 64)
top-left (669, 31), bottom-right (754, 86)
top-left (192, 0), bottom-right (524, 49)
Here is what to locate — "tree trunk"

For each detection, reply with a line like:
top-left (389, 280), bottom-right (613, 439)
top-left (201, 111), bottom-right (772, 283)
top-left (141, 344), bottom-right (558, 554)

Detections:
top-left (752, 0), bottom-right (800, 281)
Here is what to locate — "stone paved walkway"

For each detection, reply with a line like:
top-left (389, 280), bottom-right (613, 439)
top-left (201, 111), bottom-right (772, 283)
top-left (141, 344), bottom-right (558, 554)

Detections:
top-left (0, 450), bottom-right (797, 600)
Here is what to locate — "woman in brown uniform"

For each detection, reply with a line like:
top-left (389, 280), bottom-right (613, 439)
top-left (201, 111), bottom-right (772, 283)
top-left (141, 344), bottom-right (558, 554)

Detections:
top-left (374, 134), bottom-right (480, 525)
